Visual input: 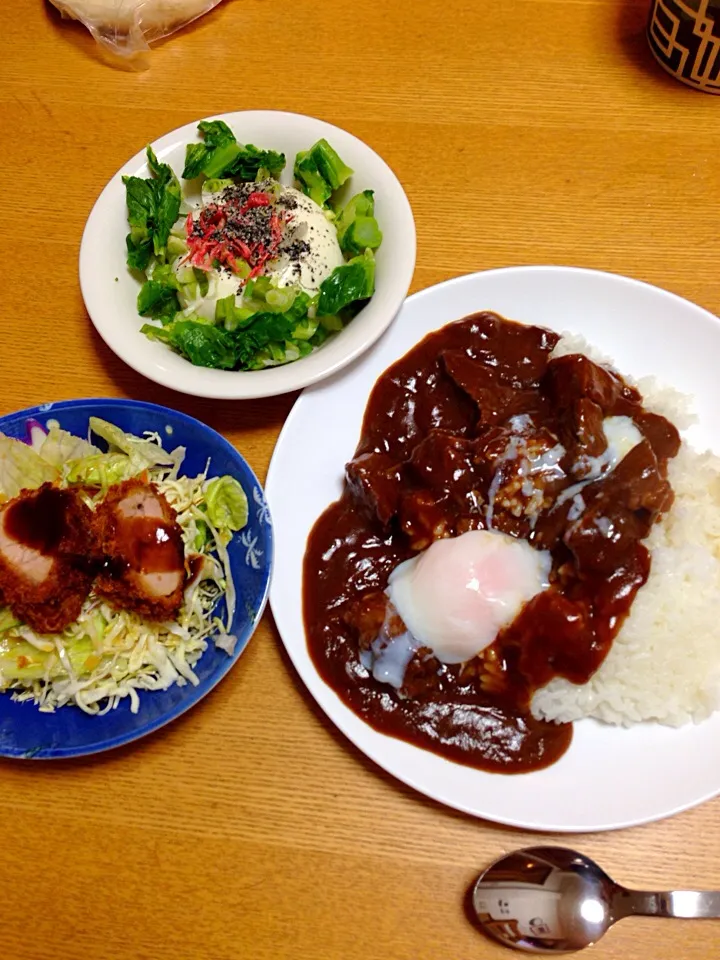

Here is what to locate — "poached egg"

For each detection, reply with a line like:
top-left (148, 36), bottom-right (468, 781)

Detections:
top-left (386, 528), bottom-right (551, 666)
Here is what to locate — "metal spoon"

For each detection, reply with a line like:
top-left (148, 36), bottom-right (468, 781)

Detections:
top-left (471, 846), bottom-right (720, 953)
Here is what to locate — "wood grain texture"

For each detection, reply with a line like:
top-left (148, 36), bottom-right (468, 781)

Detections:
top-left (1, 0), bottom-right (720, 957)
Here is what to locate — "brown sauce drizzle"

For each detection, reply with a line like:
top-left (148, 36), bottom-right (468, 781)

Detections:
top-left (4, 486), bottom-right (76, 555)
top-left (302, 313), bottom-right (680, 774)
top-left (186, 553), bottom-right (205, 586)
top-left (112, 517), bottom-right (184, 576)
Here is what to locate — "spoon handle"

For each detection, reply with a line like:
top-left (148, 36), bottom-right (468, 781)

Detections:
top-left (622, 890), bottom-right (720, 919)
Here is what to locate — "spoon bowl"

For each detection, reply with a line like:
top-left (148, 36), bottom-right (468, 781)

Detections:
top-left (472, 846), bottom-right (720, 953)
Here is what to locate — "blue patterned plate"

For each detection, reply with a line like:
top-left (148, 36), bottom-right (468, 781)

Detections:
top-left (0, 398), bottom-right (272, 759)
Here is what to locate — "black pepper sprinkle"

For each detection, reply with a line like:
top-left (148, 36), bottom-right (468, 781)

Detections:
top-left (188, 181), bottom-right (324, 279)
top-left (282, 239), bottom-right (311, 260)
top-left (276, 193), bottom-right (299, 211)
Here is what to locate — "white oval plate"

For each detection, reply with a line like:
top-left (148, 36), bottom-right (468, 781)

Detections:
top-left (80, 111), bottom-right (416, 399)
top-left (266, 266), bottom-right (720, 833)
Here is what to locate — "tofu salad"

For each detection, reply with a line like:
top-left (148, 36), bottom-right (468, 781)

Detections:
top-left (123, 121), bottom-right (383, 371)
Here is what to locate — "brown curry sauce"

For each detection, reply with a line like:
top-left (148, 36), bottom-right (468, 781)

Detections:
top-left (302, 314), bottom-right (680, 774)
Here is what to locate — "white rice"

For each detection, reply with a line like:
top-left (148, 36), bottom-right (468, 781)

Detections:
top-left (530, 333), bottom-right (720, 728)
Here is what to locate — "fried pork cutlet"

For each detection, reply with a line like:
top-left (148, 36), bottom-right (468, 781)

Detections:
top-left (94, 478), bottom-right (185, 621)
top-left (0, 483), bottom-right (97, 634)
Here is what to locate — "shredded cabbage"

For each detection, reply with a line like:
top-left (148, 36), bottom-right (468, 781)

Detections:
top-left (0, 419), bottom-right (245, 715)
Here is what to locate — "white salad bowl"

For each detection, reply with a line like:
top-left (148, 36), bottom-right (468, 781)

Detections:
top-left (80, 110), bottom-right (416, 400)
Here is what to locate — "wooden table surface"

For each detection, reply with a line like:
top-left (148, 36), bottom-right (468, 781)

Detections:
top-left (2, 1), bottom-right (720, 957)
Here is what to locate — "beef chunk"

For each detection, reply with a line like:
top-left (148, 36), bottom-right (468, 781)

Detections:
top-left (603, 438), bottom-right (674, 513)
top-left (545, 354), bottom-right (628, 413)
top-left (398, 489), bottom-right (454, 551)
top-left (346, 452), bottom-right (404, 525)
top-left (564, 502), bottom-right (649, 574)
top-left (442, 351), bottom-right (542, 426)
top-left (502, 589), bottom-right (598, 689)
top-left (632, 409), bottom-right (681, 462)
top-left (563, 439), bottom-right (672, 574)
top-left (453, 312), bottom-right (560, 388)
top-left (440, 315), bottom-right (558, 426)
top-left (408, 429), bottom-right (482, 508)
top-left (554, 397), bottom-right (609, 479)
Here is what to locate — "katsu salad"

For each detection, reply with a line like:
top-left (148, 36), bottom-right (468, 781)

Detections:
top-left (123, 121), bottom-right (383, 371)
top-left (0, 418), bottom-right (248, 714)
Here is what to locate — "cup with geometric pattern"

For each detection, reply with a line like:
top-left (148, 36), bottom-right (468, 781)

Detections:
top-left (647, 0), bottom-right (720, 92)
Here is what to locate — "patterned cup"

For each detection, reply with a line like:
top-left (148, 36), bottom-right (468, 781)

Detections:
top-left (647, 0), bottom-right (720, 92)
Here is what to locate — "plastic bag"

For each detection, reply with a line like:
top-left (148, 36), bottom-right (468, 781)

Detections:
top-left (49, 0), bottom-right (225, 58)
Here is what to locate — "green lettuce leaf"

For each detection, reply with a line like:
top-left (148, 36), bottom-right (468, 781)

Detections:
top-left (317, 251), bottom-right (376, 316)
top-left (142, 320), bottom-right (240, 370)
top-left (205, 476), bottom-right (248, 531)
top-left (335, 190), bottom-right (383, 256)
top-left (123, 147), bottom-right (181, 271)
top-left (0, 608), bottom-right (21, 634)
top-left (201, 177), bottom-right (235, 203)
top-left (88, 418), bottom-right (181, 470)
top-left (123, 178), bottom-right (154, 271)
top-left (37, 425), bottom-right (99, 469)
top-left (228, 292), bottom-right (313, 369)
top-left (183, 142), bottom-right (210, 181)
top-left (215, 295), bottom-right (256, 332)
top-left (214, 281), bottom-right (304, 333)
top-left (341, 218), bottom-right (383, 257)
top-left (294, 139), bottom-right (353, 207)
top-left (144, 292), bottom-right (313, 370)
top-left (65, 453), bottom-right (143, 488)
top-left (0, 434), bottom-right (58, 499)
top-left (137, 278), bottom-right (180, 323)
top-left (182, 120), bottom-right (285, 181)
